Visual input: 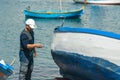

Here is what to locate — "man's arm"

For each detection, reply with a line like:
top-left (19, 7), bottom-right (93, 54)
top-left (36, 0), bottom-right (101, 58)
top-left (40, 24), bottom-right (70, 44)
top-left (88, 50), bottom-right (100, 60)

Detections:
top-left (21, 34), bottom-right (42, 50)
top-left (27, 44), bottom-right (42, 49)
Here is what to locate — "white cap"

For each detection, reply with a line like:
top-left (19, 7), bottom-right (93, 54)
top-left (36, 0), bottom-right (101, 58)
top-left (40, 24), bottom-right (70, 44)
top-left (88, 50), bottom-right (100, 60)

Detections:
top-left (25, 19), bottom-right (37, 29)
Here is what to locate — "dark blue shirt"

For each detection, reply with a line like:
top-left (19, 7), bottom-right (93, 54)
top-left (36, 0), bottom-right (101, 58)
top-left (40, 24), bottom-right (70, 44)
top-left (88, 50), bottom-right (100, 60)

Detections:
top-left (20, 29), bottom-right (34, 60)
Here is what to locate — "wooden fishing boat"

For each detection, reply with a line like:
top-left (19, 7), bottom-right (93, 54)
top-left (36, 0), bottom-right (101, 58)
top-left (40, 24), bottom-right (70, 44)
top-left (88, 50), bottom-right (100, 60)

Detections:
top-left (51, 27), bottom-right (120, 80)
top-left (24, 8), bottom-right (84, 19)
top-left (73, 0), bottom-right (120, 5)
top-left (24, 0), bottom-right (84, 19)
top-left (0, 60), bottom-right (14, 80)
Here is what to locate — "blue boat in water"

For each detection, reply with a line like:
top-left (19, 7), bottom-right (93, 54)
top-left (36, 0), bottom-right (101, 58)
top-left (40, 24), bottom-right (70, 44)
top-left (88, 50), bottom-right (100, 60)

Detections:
top-left (24, 7), bottom-right (84, 19)
top-left (0, 60), bottom-right (14, 80)
top-left (51, 27), bottom-right (120, 80)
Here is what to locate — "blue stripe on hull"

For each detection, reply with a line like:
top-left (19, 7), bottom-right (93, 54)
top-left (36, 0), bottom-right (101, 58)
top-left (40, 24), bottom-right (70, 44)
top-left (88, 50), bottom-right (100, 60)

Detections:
top-left (51, 50), bottom-right (120, 80)
top-left (55, 27), bottom-right (120, 40)
top-left (0, 64), bottom-right (13, 76)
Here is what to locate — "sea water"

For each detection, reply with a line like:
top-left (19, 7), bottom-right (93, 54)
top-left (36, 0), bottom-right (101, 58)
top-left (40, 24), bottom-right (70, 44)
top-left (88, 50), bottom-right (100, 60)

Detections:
top-left (0, 0), bottom-right (120, 80)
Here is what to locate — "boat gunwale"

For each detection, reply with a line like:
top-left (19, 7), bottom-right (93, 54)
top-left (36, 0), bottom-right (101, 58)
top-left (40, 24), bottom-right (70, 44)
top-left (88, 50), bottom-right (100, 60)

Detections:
top-left (54, 27), bottom-right (120, 40)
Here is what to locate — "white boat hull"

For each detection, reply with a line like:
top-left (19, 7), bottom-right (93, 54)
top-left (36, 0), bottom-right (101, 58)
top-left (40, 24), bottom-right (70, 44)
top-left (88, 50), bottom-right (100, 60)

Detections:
top-left (73, 0), bottom-right (120, 5)
top-left (51, 27), bottom-right (120, 80)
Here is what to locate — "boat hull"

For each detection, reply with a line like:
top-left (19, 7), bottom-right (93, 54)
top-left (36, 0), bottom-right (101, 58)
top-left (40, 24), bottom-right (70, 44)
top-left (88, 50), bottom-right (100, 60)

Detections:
top-left (24, 9), bottom-right (84, 18)
top-left (51, 27), bottom-right (120, 80)
top-left (0, 63), bottom-right (14, 79)
top-left (51, 50), bottom-right (120, 80)
top-left (73, 0), bottom-right (120, 5)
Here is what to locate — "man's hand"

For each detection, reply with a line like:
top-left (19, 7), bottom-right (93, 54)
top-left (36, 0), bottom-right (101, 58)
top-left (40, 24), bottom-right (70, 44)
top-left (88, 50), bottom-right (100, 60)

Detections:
top-left (34, 52), bottom-right (37, 58)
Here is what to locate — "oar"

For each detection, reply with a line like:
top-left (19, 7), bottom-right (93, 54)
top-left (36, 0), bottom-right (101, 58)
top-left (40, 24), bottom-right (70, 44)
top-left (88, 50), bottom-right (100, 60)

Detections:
top-left (10, 57), bottom-right (16, 66)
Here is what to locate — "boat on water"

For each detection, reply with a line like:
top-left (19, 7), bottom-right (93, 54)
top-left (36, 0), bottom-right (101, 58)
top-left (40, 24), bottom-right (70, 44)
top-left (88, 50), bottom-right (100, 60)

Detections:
top-left (24, 0), bottom-right (84, 19)
top-left (73, 0), bottom-right (120, 5)
top-left (24, 8), bottom-right (84, 19)
top-left (0, 60), bottom-right (14, 80)
top-left (51, 26), bottom-right (120, 80)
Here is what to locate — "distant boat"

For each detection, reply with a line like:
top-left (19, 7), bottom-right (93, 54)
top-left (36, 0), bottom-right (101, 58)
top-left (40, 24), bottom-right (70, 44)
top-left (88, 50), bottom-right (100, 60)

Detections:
top-left (73, 0), bottom-right (120, 5)
top-left (0, 60), bottom-right (14, 79)
top-left (24, 8), bottom-right (84, 19)
top-left (24, 0), bottom-right (84, 19)
top-left (51, 27), bottom-right (120, 80)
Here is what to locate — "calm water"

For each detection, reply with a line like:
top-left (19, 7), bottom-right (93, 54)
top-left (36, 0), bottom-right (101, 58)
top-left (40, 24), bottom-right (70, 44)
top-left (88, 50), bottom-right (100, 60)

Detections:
top-left (0, 0), bottom-right (120, 80)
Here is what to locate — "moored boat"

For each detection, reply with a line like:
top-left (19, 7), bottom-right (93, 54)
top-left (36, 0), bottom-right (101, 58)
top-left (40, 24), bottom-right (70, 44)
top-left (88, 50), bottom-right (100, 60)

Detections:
top-left (24, 8), bottom-right (84, 19)
top-left (51, 27), bottom-right (120, 80)
top-left (73, 0), bottom-right (120, 5)
top-left (0, 60), bottom-right (14, 80)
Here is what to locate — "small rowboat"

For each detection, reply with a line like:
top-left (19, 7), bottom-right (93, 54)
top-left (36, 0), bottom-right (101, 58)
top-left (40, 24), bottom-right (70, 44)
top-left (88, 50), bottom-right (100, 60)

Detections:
top-left (24, 7), bottom-right (84, 19)
top-left (73, 0), bottom-right (120, 5)
top-left (0, 60), bottom-right (14, 80)
top-left (51, 26), bottom-right (120, 80)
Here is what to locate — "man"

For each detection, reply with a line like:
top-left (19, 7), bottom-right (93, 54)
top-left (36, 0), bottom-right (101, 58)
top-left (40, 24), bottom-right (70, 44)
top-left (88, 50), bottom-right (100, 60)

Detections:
top-left (19, 19), bottom-right (42, 80)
